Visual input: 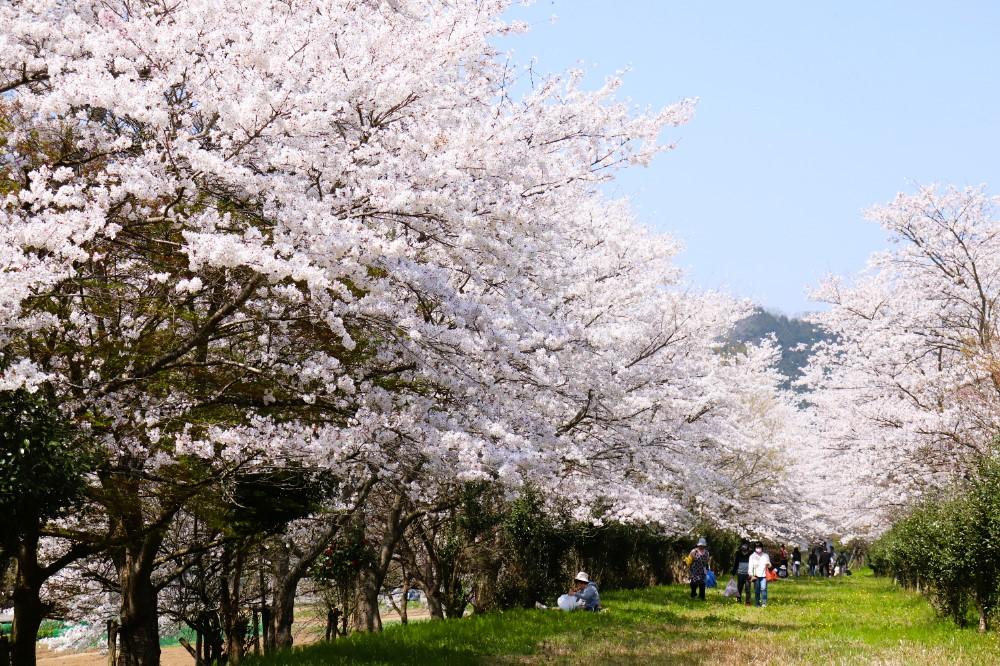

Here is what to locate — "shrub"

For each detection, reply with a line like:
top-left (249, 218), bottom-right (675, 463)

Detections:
top-left (869, 452), bottom-right (1000, 631)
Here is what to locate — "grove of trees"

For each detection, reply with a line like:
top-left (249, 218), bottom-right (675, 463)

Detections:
top-left (5, 0), bottom-right (999, 662)
top-left (0, 2), bottom-right (802, 665)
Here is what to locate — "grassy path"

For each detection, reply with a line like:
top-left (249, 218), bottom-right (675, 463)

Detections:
top-left (250, 570), bottom-right (1000, 665)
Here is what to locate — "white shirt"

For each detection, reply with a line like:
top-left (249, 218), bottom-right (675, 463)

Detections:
top-left (748, 551), bottom-right (771, 578)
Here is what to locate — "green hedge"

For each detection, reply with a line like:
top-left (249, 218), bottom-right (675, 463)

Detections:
top-left (869, 452), bottom-right (1000, 631)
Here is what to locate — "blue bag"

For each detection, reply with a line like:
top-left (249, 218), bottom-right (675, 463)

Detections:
top-left (705, 570), bottom-right (717, 588)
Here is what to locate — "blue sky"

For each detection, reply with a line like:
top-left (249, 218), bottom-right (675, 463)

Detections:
top-left (500, 1), bottom-right (1000, 314)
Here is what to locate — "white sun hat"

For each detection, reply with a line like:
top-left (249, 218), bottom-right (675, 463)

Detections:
top-left (574, 571), bottom-right (590, 583)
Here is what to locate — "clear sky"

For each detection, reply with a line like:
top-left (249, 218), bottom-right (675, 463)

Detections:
top-left (500, 1), bottom-right (1000, 314)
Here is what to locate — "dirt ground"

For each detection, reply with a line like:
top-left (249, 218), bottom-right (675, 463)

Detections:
top-left (36, 646), bottom-right (192, 666)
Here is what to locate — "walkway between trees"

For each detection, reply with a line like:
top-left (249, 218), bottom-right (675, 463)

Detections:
top-left (247, 570), bottom-right (1000, 665)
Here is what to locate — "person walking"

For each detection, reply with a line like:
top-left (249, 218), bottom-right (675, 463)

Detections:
top-left (791, 546), bottom-right (802, 577)
top-left (688, 537), bottom-right (711, 600)
top-left (748, 543), bottom-right (771, 607)
top-left (807, 548), bottom-right (817, 576)
top-left (731, 541), bottom-right (752, 605)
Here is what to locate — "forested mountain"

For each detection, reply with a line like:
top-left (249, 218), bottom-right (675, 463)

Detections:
top-left (728, 308), bottom-right (832, 389)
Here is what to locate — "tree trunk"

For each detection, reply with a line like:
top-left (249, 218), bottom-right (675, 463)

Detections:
top-left (399, 579), bottom-right (410, 625)
top-left (350, 491), bottom-right (418, 632)
top-left (269, 544), bottom-right (297, 652)
top-left (266, 510), bottom-right (356, 652)
top-left (271, 580), bottom-right (296, 650)
top-left (107, 621), bottom-right (119, 666)
top-left (471, 558), bottom-right (502, 614)
top-left (11, 531), bottom-right (46, 666)
top-left (261, 606), bottom-right (274, 655)
top-left (424, 590), bottom-right (444, 620)
top-left (976, 599), bottom-right (989, 633)
top-left (220, 543), bottom-right (248, 666)
top-left (351, 573), bottom-right (383, 633)
top-left (116, 525), bottom-right (163, 666)
top-left (116, 548), bottom-right (161, 666)
top-left (11, 596), bottom-right (43, 666)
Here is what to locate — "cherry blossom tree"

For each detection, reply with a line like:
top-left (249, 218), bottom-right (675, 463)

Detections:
top-left (803, 186), bottom-right (1000, 532)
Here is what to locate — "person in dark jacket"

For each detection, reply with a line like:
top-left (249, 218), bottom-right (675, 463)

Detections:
top-left (836, 551), bottom-right (849, 575)
top-left (791, 546), bottom-right (802, 577)
top-left (818, 548), bottom-right (832, 577)
top-left (807, 549), bottom-right (818, 576)
top-left (731, 541), bottom-right (752, 605)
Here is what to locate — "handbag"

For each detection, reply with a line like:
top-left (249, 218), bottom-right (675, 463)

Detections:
top-left (723, 577), bottom-right (738, 597)
top-left (765, 567), bottom-right (778, 582)
top-left (705, 570), bottom-right (717, 588)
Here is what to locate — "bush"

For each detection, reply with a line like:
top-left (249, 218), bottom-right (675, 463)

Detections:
top-left (869, 452), bottom-right (1000, 631)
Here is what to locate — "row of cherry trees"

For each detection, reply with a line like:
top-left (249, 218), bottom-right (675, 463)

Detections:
top-left (799, 186), bottom-right (1000, 628)
top-left (802, 186), bottom-right (1000, 535)
top-left (1, 2), bottom-right (802, 665)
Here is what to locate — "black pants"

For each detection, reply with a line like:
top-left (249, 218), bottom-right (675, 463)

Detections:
top-left (690, 578), bottom-right (705, 599)
top-left (736, 573), bottom-right (751, 603)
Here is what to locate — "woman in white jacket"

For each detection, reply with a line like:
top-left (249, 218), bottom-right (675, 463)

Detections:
top-left (747, 544), bottom-right (772, 607)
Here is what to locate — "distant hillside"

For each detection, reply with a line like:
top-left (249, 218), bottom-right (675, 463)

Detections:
top-left (727, 309), bottom-right (831, 389)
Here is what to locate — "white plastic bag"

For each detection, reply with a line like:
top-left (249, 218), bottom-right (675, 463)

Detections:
top-left (722, 577), bottom-right (738, 597)
top-left (557, 594), bottom-right (577, 611)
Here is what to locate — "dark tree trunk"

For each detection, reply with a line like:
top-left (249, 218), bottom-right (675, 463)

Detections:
top-left (116, 549), bottom-right (161, 666)
top-left (11, 531), bottom-right (46, 666)
top-left (269, 544), bottom-right (297, 652)
top-left (10, 597), bottom-right (43, 666)
top-left (271, 581), bottom-right (296, 650)
top-left (220, 543), bottom-right (248, 666)
top-left (442, 589), bottom-right (467, 620)
top-left (261, 605), bottom-right (274, 655)
top-left (107, 621), bottom-right (119, 666)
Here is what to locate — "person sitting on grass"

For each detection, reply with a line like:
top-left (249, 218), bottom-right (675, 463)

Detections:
top-left (555, 571), bottom-right (601, 611)
top-left (571, 571), bottom-right (601, 611)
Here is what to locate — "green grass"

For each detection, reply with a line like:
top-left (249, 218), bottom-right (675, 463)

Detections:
top-left (248, 570), bottom-right (1000, 665)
